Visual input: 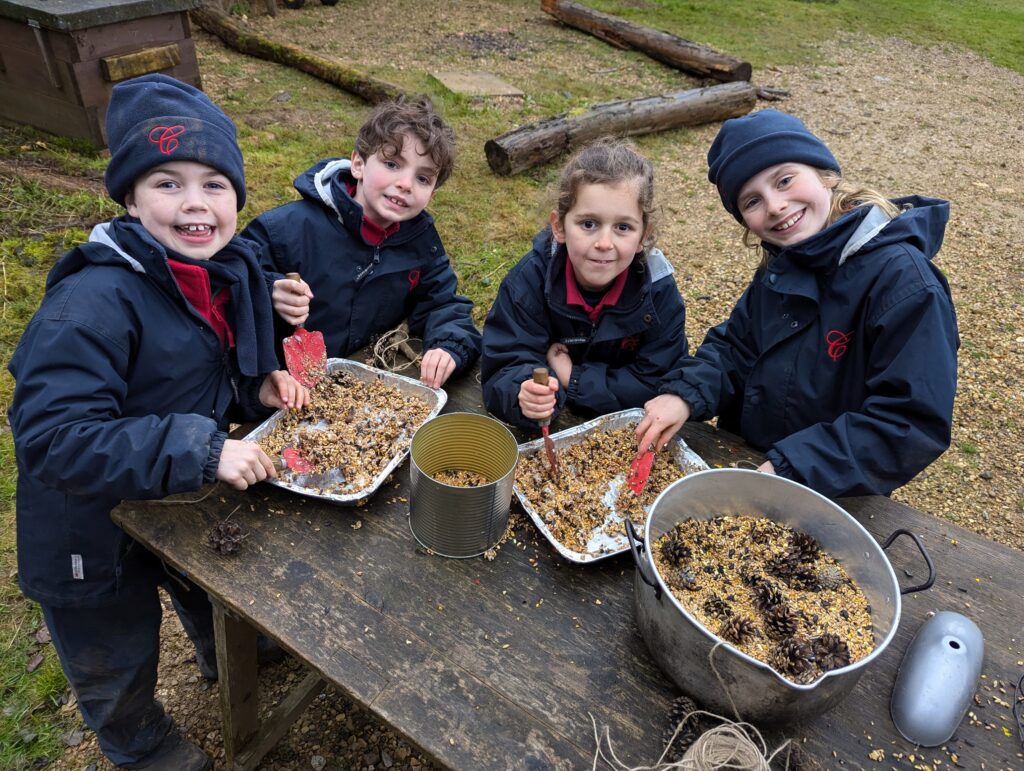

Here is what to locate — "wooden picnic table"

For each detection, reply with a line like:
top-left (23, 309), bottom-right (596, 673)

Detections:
top-left (112, 369), bottom-right (1024, 770)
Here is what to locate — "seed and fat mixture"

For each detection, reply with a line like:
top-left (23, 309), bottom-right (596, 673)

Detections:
top-left (653, 515), bottom-right (875, 684)
top-left (258, 371), bottom-right (432, 493)
top-left (515, 426), bottom-right (702, 555)
top-left (432, 469), bottom-right (490, 487)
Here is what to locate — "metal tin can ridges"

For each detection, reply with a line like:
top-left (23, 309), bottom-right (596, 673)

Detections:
top-left (409, 412), bottom-right (519, 558)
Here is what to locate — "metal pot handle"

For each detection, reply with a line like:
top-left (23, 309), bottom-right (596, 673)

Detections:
top-left (625, 519), bottom-right (661, 600)
top-left (881, 528), bottom-right (935, 594)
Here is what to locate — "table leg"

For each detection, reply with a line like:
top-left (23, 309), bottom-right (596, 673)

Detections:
top-left (212, 600), bottom-right (259, 770)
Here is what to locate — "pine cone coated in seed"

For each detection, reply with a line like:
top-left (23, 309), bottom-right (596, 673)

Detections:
top-left (813, 633), bottom-right (852, 671)
top-left (751, 578), bottom-right (784, 612)
top-left (771, 637), bottom-right (816, 680)
top-left (663, 695), bottom-right (701, 762)
top-left (787, 532), bottom-right (822, 563)
top-left (659, 530), bottom-right (692, 566)
top-left (719, 614), bottom-right (758, 645)
top-left (764, 603), bottom-right (800, 639)
top-left (766, 552), bottom-right (799, 579)
top-left (207, 521), bottom-right (245, 555)
top-left (790, 565), bottom-right (823, 591)
top-left (815, 564), bottom-right (847, 591)
top-left (703, 595), bottom-right (732, 619)
top-left (672, 567), bottom-right (700, 592)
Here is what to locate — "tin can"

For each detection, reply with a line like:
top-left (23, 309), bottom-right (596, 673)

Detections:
top-left (409, 412), bottom-right (518, 558)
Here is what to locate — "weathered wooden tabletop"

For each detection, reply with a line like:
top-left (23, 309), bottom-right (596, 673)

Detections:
top-left (113, 371), bottom-right (1024, 770)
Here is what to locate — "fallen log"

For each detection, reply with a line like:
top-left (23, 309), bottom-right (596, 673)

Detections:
top-left (541, 0), bottom-right (751, 83)
top-left (484, 81), bottom-right (756, 176)
top-left (191, 6), bottom-right (402, 104)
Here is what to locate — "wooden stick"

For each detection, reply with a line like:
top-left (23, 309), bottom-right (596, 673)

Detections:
top-left (541, 0), bottom-right (751, 83)
top-left (191, 6), bottom-right (403, 104)
top-left (484, 81), bottom-right (756, 176)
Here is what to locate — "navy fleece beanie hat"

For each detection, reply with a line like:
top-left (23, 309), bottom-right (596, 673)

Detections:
top-left (707, 109), bottom-right (840, 222)
top-left (104, 74), bottom-right (246, 209)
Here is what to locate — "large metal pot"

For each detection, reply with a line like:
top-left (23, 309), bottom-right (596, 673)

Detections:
top-left (627, 469), bottom-right (934, 723)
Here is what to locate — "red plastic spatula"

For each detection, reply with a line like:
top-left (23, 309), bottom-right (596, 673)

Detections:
top-left (531, 367), bottom-right (559, 480)
top-left (281, 272), bottom-right (327, 389)
top-left (626, 446), bottom-right (655, 496)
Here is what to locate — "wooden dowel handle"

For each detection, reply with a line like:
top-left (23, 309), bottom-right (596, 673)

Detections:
top-left (532, 367), bottom-right (549, 386)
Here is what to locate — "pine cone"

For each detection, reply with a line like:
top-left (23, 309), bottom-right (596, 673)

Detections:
top-left (659, 530), bottom-right (692, 566)
top-left (815, 564), bottom-right (847, 591)
top-left (787, 532), bottom-right (821, 563)
top-left (663, 695), bottom-right (701, 761)
top-left (771, 637), bottom-right (816, 681)
top-left (813, 633), bottom-right (852, 671)
top-left (790, 565), bottom-right (823, 591)
top-left (206, 521), bottom-right (245, 555)
top-left (719, 614), bottom-right (758, 645)
top-left (751, 578), bottom-right (784, 612)
top-left (703, 595), bottom-right (731, 619)
top-left (766, 553), bottom-right (799, 579)
top-left (764, 604), bottom-right (800, 639)
top-left (671, 567), bottom-right (700, 592)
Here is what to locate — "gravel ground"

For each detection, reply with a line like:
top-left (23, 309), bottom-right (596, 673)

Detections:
top-left (53, 13), bottom-right (1023, 771)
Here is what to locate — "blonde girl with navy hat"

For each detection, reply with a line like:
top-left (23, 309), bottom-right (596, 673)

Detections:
top-left (637, 109), bottom-right (959, 498)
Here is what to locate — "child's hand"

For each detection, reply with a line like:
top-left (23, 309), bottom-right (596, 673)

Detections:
top-left (217, 439), bottom-right (277, 490)
top-left (757, 460), bottom-right (776, 475)
top-left (546, 342), bottom-right (572, 387)
top-left (518, 376), bottom-right (559, 421)
top-left (420, 348), bottom-right (456, 388)
top-left (272, 276), bottom-right (313, 326)
top-left (259, 370), bottom-right (310, 410)
top-left (635, 394), bottom-right (691, 453)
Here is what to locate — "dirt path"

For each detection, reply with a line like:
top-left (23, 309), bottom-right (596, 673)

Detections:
top-left (56, 25), bottom-right (1023, 771)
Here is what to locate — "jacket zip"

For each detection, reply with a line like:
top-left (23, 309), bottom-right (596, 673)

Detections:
top-left (355, 246), bottom-right (382, 282)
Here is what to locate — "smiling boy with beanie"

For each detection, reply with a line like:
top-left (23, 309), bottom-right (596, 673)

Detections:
top-left (8, 74), bottom-right (306, 770)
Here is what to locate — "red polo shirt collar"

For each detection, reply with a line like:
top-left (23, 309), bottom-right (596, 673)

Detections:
top-left (565, 256), bottom-right (629, 322)
top-left (168, 259), bottom-right (234, 349)
top-left (346, 181), bottom-right (400, 245)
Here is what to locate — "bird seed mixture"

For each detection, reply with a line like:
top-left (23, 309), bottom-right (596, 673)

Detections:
top-left (653, 515), bottom-right (875, 684)
top-left (258, 370), bottom-right (433, 494)
top-left (432, 469), bottom-right (490, 487)
top-left (516, 426), bottom-right (703, 556)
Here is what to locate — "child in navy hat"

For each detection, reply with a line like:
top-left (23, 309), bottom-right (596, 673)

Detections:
top-left (637, 109), bottom-right (959, 498)
top-left (8, 74), bottom-right (306, 769)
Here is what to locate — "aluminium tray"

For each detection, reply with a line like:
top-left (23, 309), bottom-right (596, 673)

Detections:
top-left (514, 408), bottom-right (708, 564)
top-left (242, 358), bottom-right (446, 505)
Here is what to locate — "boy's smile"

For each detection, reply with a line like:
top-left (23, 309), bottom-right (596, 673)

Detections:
top-left (126, 161), bottom-right (237, 260)
top-left (351, 133), bottom-right (438, 229)
top-left (737, 163), bottom-right (832, 248)
top-left (552, 180), bottom-right (647, 292)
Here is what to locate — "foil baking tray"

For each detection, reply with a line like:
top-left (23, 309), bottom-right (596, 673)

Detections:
top-left (242, 358), bottom-right (446, 505)
top-left (514, 408), bottom-right (708, 564)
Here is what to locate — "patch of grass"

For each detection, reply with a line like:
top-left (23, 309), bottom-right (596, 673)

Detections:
top-left (588, 0), bottom-right (1024, 74)
top-left (958, 441), bottom-right (979, 455)
top-left (0, 432), bottom-right (73, 770)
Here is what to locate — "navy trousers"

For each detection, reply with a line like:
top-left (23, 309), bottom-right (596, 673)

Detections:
top-left (40, 560), bottom-right (215, 766)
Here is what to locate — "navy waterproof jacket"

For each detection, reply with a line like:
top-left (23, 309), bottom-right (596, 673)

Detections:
top-left (241, 159), bottom-right (481, 372)
top-left (659, 196), bottom-right (959, 498)
top-left (8, 221), bottom-right (275, 607)
top-left (482, 228), bottom-right (688, 431)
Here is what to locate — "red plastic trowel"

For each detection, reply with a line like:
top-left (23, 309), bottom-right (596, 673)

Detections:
top-left (626, 445), bottom-right (655, 496)
top-left (531, 367), bottom-right (559, 480)
top-left (281, 272), bottom-right (327, 389)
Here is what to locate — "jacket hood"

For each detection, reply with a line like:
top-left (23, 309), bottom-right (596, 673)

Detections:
top-left (46, 220), bottom-right (154, 289)
top-left (292, 157), bottom-right (433, 243)
top-left (768, 195), bottom-right (949, 270)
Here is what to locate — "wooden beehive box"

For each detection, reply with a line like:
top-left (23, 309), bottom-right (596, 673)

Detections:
top-left (0, 0), bottom-right (202, 147)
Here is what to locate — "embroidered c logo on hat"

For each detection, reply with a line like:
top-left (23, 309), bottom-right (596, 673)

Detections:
top-left (148, 124), bottom-right (186, 155)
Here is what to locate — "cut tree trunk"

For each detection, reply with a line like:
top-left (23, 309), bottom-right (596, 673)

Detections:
top-left (541, 0), bottom-right (751, 83)
top-left (484, 81), bottom-right (755, 176)
top-left (191, 6), bottom-right (402, 104)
